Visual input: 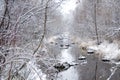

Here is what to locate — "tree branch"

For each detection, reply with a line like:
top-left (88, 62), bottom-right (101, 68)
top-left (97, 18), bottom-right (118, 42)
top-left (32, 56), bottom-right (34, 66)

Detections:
top-left (33, 0), bottom-right (49, 55)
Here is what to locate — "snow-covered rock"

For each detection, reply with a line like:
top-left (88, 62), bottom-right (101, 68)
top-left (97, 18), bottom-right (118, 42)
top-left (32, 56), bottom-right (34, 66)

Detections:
top-left (78, 56), bottom-right (86, 60)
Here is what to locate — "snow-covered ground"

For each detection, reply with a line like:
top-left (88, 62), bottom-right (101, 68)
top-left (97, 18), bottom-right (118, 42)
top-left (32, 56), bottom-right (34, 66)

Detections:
top-left (80, 40), bottom-right (120, 61)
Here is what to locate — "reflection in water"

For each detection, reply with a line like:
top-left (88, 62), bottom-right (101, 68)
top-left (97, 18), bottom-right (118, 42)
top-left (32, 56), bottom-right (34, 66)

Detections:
top-left (57, 48), bottom-right (78, 80)
top-left (56, 0), bottom-right (80, 80)
top-left (60, 48), bottom-right (74, 63)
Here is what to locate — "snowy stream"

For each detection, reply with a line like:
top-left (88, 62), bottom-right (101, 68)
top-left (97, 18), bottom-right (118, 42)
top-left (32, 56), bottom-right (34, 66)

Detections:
top-left (57, 47), bottom-right (79, 80)
top-left (57, 0), bottom-right (79, 80)
top-left (26, 0), bottom-right (80, 80)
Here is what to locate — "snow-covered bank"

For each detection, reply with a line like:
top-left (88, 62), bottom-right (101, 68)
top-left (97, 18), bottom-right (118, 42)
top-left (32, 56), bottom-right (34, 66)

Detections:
top-left (80, 40), bottom-right (120, 61)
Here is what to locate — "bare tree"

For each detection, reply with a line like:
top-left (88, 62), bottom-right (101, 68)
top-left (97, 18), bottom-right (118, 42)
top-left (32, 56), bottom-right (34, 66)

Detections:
top-left (94, 0), bottom-right (100, 45)
top-left (0, 0), bottom-right (64, 79)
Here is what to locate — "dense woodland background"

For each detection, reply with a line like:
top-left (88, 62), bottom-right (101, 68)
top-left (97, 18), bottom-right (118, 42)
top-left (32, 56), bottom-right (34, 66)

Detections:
top-left (0, 0), bottom-right (120, 80)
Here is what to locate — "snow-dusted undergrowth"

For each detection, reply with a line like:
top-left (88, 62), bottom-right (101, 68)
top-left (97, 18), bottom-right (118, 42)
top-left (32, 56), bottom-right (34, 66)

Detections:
top-left (0, 45), bottom-right (48, 80)
top-left (26, 60), bottom-right (47, 80)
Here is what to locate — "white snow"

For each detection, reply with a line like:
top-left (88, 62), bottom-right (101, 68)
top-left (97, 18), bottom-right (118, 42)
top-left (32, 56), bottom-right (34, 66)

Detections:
top-left (85, 40), bottom-right (120, 60)
top-left (27, 60), bottom-right (47, 80)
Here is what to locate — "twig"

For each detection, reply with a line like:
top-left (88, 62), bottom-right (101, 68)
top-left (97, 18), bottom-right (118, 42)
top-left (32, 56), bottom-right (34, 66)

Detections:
top-left (18, 0), bottom-right (50, 72)
top-left (30, 65), bottom-right (42, 80)
top-left (107, 66), bottom-right (118, 80)
top-left (7, 62), bottom-right (13, 80)
top-left (0, 0), bottom-right (8, 29)
top-left (33, 0), bottom-right (49, 55)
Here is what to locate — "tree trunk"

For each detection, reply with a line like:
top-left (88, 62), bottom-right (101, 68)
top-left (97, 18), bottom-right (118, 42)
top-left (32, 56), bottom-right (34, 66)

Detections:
top-left (94, 1), bottom-right (100, 45)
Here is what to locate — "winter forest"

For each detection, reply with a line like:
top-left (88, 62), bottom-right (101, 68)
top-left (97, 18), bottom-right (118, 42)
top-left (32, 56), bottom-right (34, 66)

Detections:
top-left (0, 0), bottom-right (120, 80)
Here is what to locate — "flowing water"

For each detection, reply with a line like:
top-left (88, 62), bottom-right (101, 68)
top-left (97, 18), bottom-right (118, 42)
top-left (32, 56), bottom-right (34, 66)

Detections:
top-left (57, 47), bottom-right (79, 80)
top-left (56, 0), bottom-right (79, 80)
